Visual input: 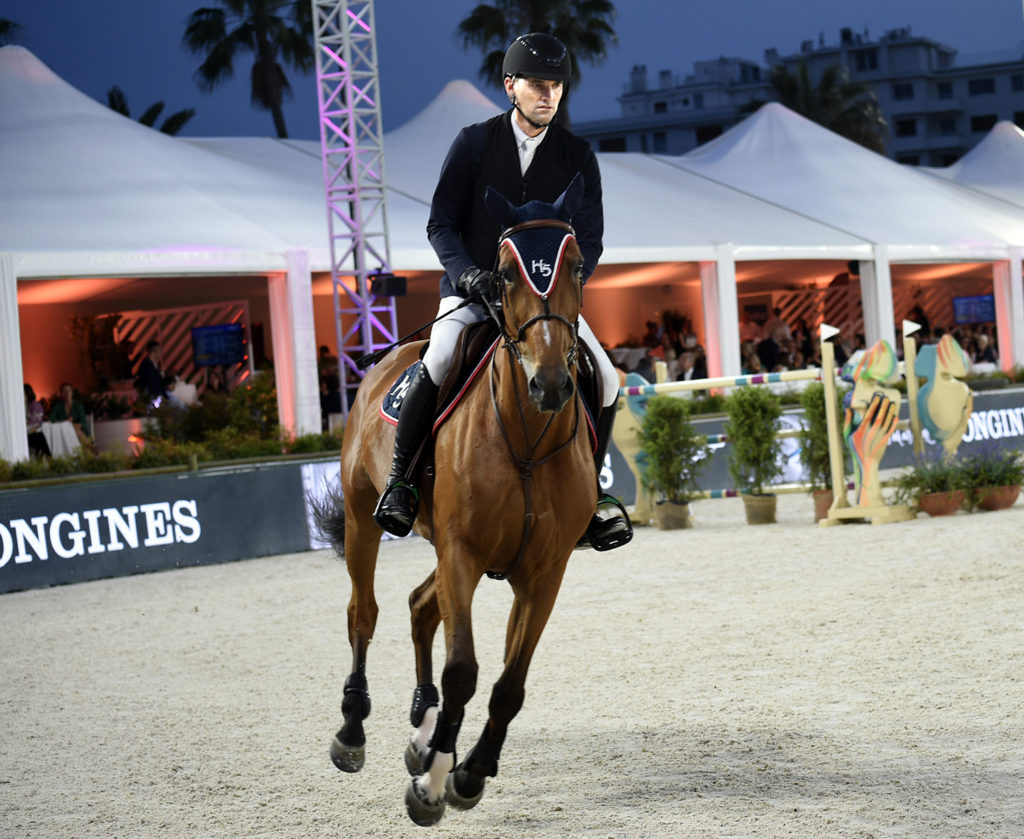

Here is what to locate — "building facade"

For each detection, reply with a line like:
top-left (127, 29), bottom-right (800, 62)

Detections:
top-left (575, 27), bottom-right (1024, 165)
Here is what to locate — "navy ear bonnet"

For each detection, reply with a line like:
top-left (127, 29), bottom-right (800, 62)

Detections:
top-left (485, 173), bottom-right (585, 297)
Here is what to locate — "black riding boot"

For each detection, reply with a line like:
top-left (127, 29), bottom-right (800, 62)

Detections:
top-left (577, 406), bottom-right (633, 551)
top-left (373, 364), bottom-right (439, 537)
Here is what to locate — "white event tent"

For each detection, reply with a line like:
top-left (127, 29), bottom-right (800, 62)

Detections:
top-left (0, 45), bottom-right (332, 460)
top-left (658, 104), bottom-right (1024, 367)
top-left (4, 45), bottom-right (1024, 463)
top-left (926, 120), bottom-right (1024, 210)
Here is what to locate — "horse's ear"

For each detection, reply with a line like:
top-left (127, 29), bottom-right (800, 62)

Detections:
top-left (553, 172), bottom-right (585, 221)
top-left (485, 186), bottom-right (515, 228)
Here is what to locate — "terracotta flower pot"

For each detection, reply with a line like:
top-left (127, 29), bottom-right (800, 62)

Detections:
top-left (976, 484), bottom-right (1021, 512)
top-left (812, 489), bottom-right (833, 522)
top-left (742, 493), bottom-right (777, 525)
top-left (917, 489), bottom-right (966, 517)
top-left (654, 501), bottom-right (692, 530)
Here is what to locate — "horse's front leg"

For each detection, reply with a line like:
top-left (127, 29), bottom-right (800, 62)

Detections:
top-left (404, 570), bottom-right (441, 776)
top-left (329, 484), bottom-right (380, 773)
top-left (405, 559), bottom-right (481, 827)
top-left (447, 572), bottom-right (564, 810)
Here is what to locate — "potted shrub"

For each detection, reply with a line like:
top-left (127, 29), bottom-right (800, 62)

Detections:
top-left (892, 452), bottom-right (966, 516)
top-left (798, 382), bottom-right (834, 521)
top-left (637, 394), bottom-right (706, 529)
top-left (956, 446), bottom-right (1024, 511)
top-left (724, 386), bottom-right (784, 524)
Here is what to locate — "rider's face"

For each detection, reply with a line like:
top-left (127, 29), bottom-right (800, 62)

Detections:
top-left (505, 76), bottom-right (563, 133)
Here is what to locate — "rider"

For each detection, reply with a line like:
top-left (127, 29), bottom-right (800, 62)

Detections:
top-left (373, 32), bottom-right (632, 552)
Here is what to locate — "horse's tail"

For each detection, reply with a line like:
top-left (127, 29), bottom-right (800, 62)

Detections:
top-left (308, 481), bottom-right (346, 558)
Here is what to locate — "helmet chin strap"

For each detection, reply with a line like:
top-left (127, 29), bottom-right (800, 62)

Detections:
top-left (511, 96), bottom-right (551, 132)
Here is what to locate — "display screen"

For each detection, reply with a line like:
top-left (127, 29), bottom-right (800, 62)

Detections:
top-left (952, 294), bottom-right (995, 325)
top-left (191, 323), bottom-right (246, 367)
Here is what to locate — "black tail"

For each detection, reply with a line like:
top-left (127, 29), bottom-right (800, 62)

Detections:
top-left (308, 481), bottom-right (346, 558)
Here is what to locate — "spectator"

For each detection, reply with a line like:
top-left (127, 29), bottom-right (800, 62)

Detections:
top-left (739, 310), bottom-right (762, 344)
top-left (136, 340), bottom-right (166, 403)
top-left (763, 307), bottom-right (792, 343)
top-left (975, 333), bottom-right (997, 365)
top-left (24, 383), bottom-right (51, 458)
top-left (206, 367), bottom-right (230, 395)
top-left (162, 375), bottom-right (187, 411)
top-left (641, 320), bottom-right (660, 349)
top-left (48, 382), bottom-right (91, 449)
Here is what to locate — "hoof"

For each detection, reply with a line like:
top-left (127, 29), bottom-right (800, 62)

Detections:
top-left (329, 735), bottom-right (365, 773)
top-left (405, 777), bottom-right (446, 826)
top-left (445, 770), bottom-right (485, 811)
top-left (404, 739), bottom-right (427, 777)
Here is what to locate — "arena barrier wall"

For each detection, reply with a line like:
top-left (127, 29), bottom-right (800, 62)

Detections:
top-left (0, 459), bottom-right (326, 595)
top-left (604, 386), bottom-right (1024, 506)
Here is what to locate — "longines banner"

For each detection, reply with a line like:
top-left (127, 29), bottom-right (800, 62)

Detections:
top-left (0, 462), bottom-right (315, 595)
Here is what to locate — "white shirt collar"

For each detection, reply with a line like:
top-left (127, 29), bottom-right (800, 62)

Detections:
top-left (510, 111), bottom-right (547, 175)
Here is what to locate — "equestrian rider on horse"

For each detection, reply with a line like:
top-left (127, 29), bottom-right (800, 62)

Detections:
top-left (373, 32), bottom-right (632, 552)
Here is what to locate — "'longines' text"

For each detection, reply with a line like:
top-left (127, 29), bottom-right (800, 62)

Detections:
top-left (0, 500), bottom-right (201, 567)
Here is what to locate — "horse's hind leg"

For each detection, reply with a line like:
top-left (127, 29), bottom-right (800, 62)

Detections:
top-left (405, 570), bottom-right (442, 776)
top-left (329, 491), bottom-right (381, 774)
top-left (447, 580), bottom-right (563, 810)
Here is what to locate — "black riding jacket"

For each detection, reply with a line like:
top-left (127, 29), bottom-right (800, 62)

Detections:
top-left (426, 110), bottom-right (603, 297)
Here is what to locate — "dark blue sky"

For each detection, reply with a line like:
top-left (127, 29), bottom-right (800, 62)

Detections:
top-left (5, 0), bottom-right (1023, 139)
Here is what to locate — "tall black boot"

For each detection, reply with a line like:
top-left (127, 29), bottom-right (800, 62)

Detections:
top-left (373, 364), bottom-right (439, 537)
top-left (577, 405), bottom-right (633, 551)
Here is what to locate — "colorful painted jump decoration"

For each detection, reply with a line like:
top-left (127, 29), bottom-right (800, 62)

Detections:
top-left (912, 332), bottom-right (974, 458)
top-left (613, 319), bottom-right (975, 527)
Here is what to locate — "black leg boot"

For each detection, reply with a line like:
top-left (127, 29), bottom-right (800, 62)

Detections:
top-left (373, 364), bottom-right (439, 537)
top-left (577, 405), bottom-right (633, 551)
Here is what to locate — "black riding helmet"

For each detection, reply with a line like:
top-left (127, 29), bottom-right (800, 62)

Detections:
top-left (502, 33), bottom-right (571, 82)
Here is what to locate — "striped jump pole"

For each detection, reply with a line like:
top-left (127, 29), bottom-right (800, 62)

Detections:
top-left (620, 367), bottom-right (823, 398)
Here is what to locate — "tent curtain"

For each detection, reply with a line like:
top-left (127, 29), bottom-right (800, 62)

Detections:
top-left (1, 252), bottom-right (29, 463)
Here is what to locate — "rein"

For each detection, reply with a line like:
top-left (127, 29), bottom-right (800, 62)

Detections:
top-left (485, 218), bottom-right (582, 581)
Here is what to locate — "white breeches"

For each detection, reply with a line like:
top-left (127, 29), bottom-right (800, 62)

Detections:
top-left (422, 296), bottom-right (619, 408)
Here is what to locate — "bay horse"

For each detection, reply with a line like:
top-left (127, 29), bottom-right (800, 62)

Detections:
top-left (314, 174), bottom-right (599, 826)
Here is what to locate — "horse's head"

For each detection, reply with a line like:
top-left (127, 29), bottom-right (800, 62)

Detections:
top-left (485, 174), bottom-right (585, 413)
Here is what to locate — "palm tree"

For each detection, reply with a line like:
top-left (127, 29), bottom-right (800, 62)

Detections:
top-left (182, 0), bottom-right (313, 138)
top-left (107, 86), bottom-right (197, 135)
top-left (0, 17), bottom-right (23, 45)
top-left (744, 61), bottom-right (888, 154)
top-left (457, 0), bottom-right (617, 127)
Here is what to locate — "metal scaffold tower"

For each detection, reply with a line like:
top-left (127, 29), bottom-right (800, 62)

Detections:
top-left (312, 0), bottom-right (397, 416)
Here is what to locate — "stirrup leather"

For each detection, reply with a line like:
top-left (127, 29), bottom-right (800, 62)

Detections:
top-left (373, 480), bottom-right (420, 537)
top-left (577, 494), bottom-right (633, 552)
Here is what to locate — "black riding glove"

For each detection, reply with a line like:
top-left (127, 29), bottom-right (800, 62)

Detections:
top-left (456, 267), bottom-right (493, 305)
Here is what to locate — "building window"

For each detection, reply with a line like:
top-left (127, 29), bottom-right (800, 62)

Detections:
top-left (968, 78), bottom-right (996, 95)
top-left (694, 92), bottom-right (704, 108)
top-left (695, 124), bottom-right (722, 145)
top-left (940, 152), bottom-right (960, 166)
top-left (892, 82), bottom-right (914, 101)
top-left (938, 117), bottom-right (956, 136)
top-left (937, 81), bottom-right (953, 99)
top-left (853, 49), bottom-right (878, 72)
top-left (654, 101), bottom-right (667, 114)
top-left (598, 137), bottom-right (626, 152)
top-left (894, 118), bottom-right (917, 137)
top-left (1016, 111), bottom-right (1024, 129)
top-left (1013, 74), bottom-right (1024, 92)
top-left (653, 132), bottom-right (667, 153)
top-left (896, 154), bottom-right (920, 165)
top-left (970, 114), bottom-right (997, 133)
